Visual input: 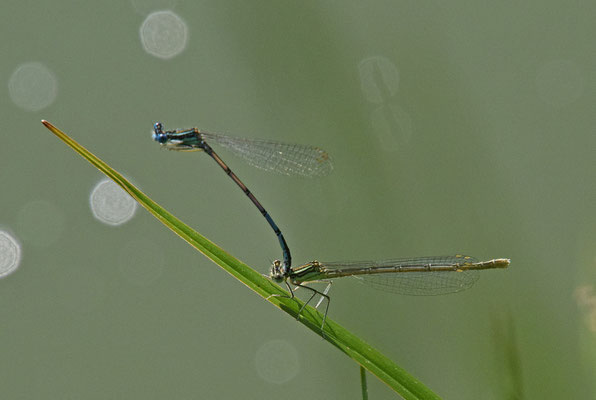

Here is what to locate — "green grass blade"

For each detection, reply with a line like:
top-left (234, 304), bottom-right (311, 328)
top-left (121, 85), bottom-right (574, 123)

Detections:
top-left (361, 366), bottom-right (369, 400)
top-left (41, 120), bottom-right (441, 400)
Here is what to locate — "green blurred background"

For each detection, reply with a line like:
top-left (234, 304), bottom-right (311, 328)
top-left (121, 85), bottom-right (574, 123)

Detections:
top-left (1, 1), bottom-right (595, 398)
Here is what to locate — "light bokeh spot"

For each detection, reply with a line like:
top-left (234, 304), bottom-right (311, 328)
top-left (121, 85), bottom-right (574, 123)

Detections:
top-left (255, 339), bottom-right (300, 384)
top-left (90, 179), bottom-right (137, 226)
top-left (140, 10), bottom-right (188, 59)
top-left (8, 62), bottom-right (58, 111)
top-left (0, 231), bottom-right (21, 279)
top-left (118, 239), bottom-right (165, 286)
top-left (358, 56), bottom-right (400, 104)
top-left (535, 59), bottom-right (584, 108)
top-left (16, 200), bottom-right (65, 248)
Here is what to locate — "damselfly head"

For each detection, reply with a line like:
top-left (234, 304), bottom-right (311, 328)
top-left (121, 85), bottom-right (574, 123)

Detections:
top-left (153, 122), bottom-right (168, 144)
top-left (269, 260), bottom-right (285, 282)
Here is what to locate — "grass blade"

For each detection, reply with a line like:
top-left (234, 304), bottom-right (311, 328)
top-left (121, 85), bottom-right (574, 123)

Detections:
top-left (361, 365), bottom-right (369, 400)
top-left (41, 120), bottom-right (441, 400)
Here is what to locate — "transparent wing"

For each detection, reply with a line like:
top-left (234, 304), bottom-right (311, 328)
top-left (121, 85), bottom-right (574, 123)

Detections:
top-left (353, 270), bottom-right (480, 295)
top-left (321, 255), bottom-right (481, 296)
top-left (202, 131), bottom-right (333, 177)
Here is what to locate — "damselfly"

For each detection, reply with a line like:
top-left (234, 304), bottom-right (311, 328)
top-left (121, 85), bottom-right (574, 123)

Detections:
top-left (269, 255), bottom-right (511, 333)
top-left (152, 122), bottom-right (332, 271)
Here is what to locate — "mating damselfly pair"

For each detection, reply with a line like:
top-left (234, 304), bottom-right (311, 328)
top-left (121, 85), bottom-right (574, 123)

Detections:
top-left (153, 122), bottom-right (510, 332)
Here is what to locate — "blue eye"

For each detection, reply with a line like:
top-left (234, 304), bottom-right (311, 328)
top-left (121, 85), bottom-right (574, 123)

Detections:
top-left (153, 132), bottom-right (168, 143)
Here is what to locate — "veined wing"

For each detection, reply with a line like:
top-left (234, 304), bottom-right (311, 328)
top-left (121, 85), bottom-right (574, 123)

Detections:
top-left (321, 255), bottom-right (481, 295)
top-left (201, 131), bottom-right (333, 177)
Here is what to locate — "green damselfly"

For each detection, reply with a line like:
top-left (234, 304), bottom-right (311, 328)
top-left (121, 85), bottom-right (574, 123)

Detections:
top-left (269, 255), bottom-right (510, 333)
